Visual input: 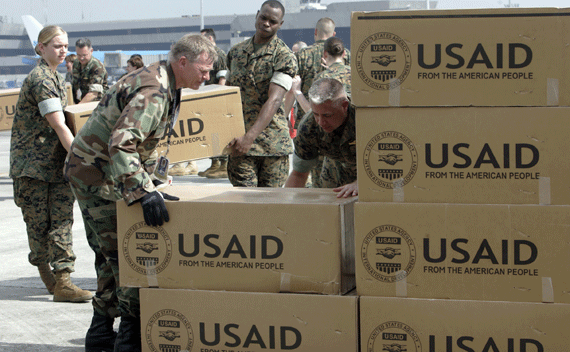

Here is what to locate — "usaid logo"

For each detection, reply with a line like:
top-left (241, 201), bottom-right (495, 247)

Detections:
top-left (122, 222), bottom-right (173, 275)
top-left (146, 309), bottom-right (193, 352)
top-left (367, 321), bottom-right (422, 352)
top-left (356, 32), bottom-right (412, 90)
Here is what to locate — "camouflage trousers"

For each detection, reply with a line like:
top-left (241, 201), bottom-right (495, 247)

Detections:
top-left (71, 185), bottom-right (137, 319)
top-left (320, 157), bottom-right (357, 189)
top-left (228, 155), bottom-right (289, 187)
top-left (13, 177), bottom-right (76, 272)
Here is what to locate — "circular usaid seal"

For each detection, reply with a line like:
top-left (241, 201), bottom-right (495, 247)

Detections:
top-left (146, 309), bottom-right (194, 352)
top-left (356, 32), bottom-right (412, 90)
top-left (363, 131), bottom-right (418, 189)
top-left (122, 221), bottom-right (172, 275)
top-left (367, 321), bottom-right (422, 352)
top-left (361, 225), bottom-right (416, 283)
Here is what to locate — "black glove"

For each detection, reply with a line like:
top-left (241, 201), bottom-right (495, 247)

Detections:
top-left (140, 191), bottom-right (169, 227)
top-left (152, 180), bottom-right (180, 201)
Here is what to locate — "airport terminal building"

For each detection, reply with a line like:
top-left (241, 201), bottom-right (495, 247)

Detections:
top-left (0, 0), bottom-right (434, 87)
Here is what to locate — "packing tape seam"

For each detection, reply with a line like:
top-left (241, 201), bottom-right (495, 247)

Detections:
top-left (393, 178), bottom-right (405, 203)
top-left (546, 78), bottom-right (559, 106)
top-left (145, 260), bottom-right (159, 288)
top-left (211, 132), bottom-right (220, 156)
top-left (538, 176), bottom-right (551, 205)
top-left (542, 277), bottom-right (554, 303)
top-left (395, 272), bottom-right (407, 297)
top-left (389, 81), bottom-right (401, 107)
top-left (280, 272), bottom-right (292, 293)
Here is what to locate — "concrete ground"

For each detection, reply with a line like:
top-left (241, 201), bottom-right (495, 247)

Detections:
top-left (0, 130), bottom-right (231, 351)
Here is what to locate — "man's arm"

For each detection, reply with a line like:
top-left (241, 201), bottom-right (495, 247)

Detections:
top-left (228, 82), bottom-right (287, 155)
top-left (78, 91), bottom-right (99, 104)
top-left (284, 169), bottom-right (309, 188)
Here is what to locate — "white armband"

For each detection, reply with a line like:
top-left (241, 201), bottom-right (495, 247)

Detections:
top-left (38, 98), bottom-right (63, 117)
top-left (271, 72), bottom-right (293, 91)
top-left (217, 70), bottom-right (228, 79)
top-left (89, 83), bottom-right (104, 93)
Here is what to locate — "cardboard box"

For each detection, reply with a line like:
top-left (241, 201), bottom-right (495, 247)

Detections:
top-left (357, 106), bottom-right (570, 205)
top-left (118, 186), bottom-right (356, 294)
top-left (64, 101), bottom-right (98, 135)
top-left (155, 85), bottom-right (245, 163)
top-left (360, 296), bottom-right (570, 352)
top-left (355, 202), bottom-right (570, 303)
top-left (351, 8), bottom-right (570, 107)
top-left (0, 88), bottom-right (19, 131)
top-left (140, 288), bottom-right (359, 352)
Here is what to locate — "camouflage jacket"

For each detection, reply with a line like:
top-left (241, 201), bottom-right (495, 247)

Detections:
top-left (71, 56), bottom-right (109, 104)
top-left (226, 35), bottom-right (297, 156)
top-left (10, 58), bottom-right (68, 183)
top-left (315, 62), bottom-right (352, 97)
top-left (64, 61), bottom-right (177, 203)
top-left (204, 45), bottom-right (228, 85)
top-left (294, 103), bottom-right (356, 181)
top-left (294, 40), bottom-right (351, 127)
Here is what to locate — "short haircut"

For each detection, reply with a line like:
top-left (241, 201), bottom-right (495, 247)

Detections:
top-left (127, 56), bottom-right (144, 69)
top-left (75, 38), bottom-right (92, 49)
top-left (65, 54), bottom-right (77, 63)
top-left (323, 37), bottom-right (344, 57)
top-left (200, 28), bottom-right (216, 41)
top-left (292, 41), bottom-right (307, 51)
top-left (316, 17), bottom-right (335, 37)
top-left (169, 34), bottom-right (218, 65)
top-left (308, 78), bottom-right (347, 106)
top-left (130, 54), bottom-right (142, 60)
top-left (35, 25), bottom-right (66, 56)
top-left (261, 0), bottom-right (285, 18)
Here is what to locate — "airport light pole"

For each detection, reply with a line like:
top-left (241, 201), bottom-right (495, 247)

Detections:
top-left (200, 0), bottom-right (204, 30)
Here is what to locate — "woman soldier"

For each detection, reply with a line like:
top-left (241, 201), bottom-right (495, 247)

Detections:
top-left (9, 25), bottom-right (92, 302)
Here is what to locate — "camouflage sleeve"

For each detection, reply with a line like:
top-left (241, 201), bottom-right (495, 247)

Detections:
top-left (274, 43), bottom-right (298, 79)
top-left (293, 112), bottom-right (320, 161)
top-left (88, 61), bottom-right (107, 94)
top-left (108, 89), bottom-right (169, 203)
top-left (71, 61), bottom-right (80, 97)
top-left (33, 75), bottom-right (64, 108)
top-left (344, 49), bottom-right (351, 65)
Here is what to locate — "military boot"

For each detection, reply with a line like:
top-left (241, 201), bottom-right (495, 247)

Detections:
top-left (206, 159), bottom-right (228, 179)
top-left (37, 263), bottom-right (56, 294)
top-left (168, 163), bottom-right (187, 176)
top-left (114, 316), bottom-right (141, 352)
top-left (53, 271), bottom-right (93, 302)
top-left (185, 161), bottom-right (199, 175)
top-left (198, 159), bottom-right (220, 177)
top-left (85, 312), bottom-right (116, 352)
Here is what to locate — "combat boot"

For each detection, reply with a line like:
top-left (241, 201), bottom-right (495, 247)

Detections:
top-left (53, 270), bottom-right (93, 302)
top-left (85, 312), bottom-right (116, 352)
top-left (168, 163), bottom-right (187, 176)
top-left (37, 263), bottom-right (56, 294)
top-left (114, 316), bottom-right (141, 352)
top-left (206, 159), bottom-right (228, 179)
top-left (185, 161), bottom-right (199, 175)
top-left (198, 159), bottom-right (220, 177)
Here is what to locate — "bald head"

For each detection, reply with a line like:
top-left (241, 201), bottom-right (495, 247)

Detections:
top-left (315, 17), bottom-right (336, 40)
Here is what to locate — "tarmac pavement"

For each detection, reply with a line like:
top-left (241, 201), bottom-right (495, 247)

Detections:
top-left (0, 129), bottom-right (231, 351)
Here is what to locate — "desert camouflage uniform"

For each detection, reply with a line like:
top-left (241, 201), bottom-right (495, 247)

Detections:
top-left (10, 58), bottom-right (76, 273)
top-left (71, 56), bottom-right (109, 104)
top-left (206, 45), bottom-right (229, 164)
top-left (226, 35), bottom-right (297, 187)
top-left (64, 61), bottom-right (177, 318)
top-left (294, 104), bottom-right (356, 188)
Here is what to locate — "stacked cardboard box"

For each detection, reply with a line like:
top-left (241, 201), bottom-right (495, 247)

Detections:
top-left (0, 88), bottom-right (19, 131)
top-left (118, 186), bottom-right (360, 351)
top-left (352, 7), bottom-right (570, 350)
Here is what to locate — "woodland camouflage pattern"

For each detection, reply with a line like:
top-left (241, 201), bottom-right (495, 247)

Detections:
top-left (226, 35), bottom-right (297, 156)
top-left (71, 56), bottom-right (109, 103)
top-left (294, 40), bottom-right (350, 127)
top-left (316, 62), bottom-right (351, 97)
top-left (294, 104), bottom-right (357, 188)
top-left (65, 61), bottom-right (175, 204)
top-left (10, 58), bottom-right (68, 182)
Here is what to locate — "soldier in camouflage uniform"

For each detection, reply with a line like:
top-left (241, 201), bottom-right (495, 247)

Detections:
top-left (316, 37), bottom-right (351, 96)
top-left (64, 34), bottom-right (217, 352)
top-left (10, 25), bottom-right (92, 303)
top-left (71, 38), bottom-right (109, 104)
top-left (226, 0), bottom-right (298, 187)
top-left (285, 78), bottom-right (357, 198)
top-left (294, 18), bottom-right (351, 188)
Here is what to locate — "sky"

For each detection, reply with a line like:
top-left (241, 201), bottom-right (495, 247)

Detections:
top-left (0, 0), bottom-right (568, 25)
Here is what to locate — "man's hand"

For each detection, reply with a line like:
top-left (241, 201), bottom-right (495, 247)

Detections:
top-left (333, 181), bottom-right (358, 198)
top-left (140, 191), bottom-right (170, 226)
top-left (291, 75), bottom-right (302, 91)
top-left (320, 57), bottom-right (329, 70)
top-left (228, 134), bottom-right (254, 156)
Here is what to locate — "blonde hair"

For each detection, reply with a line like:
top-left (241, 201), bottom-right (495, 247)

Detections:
top-left (35, 25), bottom-right (67, 56)
top-left (168, 34), bottom-right (217, 65)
